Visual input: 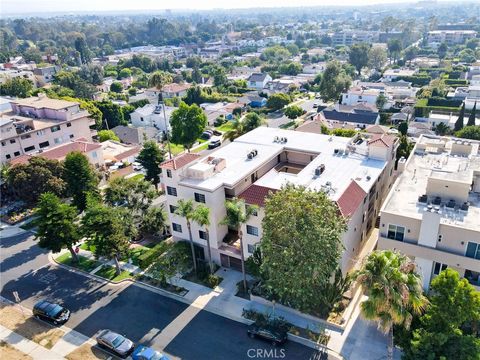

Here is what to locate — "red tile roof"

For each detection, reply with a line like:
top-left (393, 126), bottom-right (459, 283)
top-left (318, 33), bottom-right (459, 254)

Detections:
top-left (162, 83), bottom-right (191, 93)
top-left (368, 134), bottom-right (397, 148)
top-left (114, 146), bottom-right (141, 161)
top-left (160, 153), bottom-right (201, 170)
top-left (238, 185), bottom-right (278, 207)
top-left (336, 180), bottom-right (366, 218)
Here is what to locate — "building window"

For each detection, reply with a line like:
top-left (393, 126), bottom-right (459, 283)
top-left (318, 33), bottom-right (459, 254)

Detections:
top-left (36, 130), bottom-right (45, 136)
top-left (70, 134), bottom-right (74, 139)
top-left (247, 244), bottom-right (256, 254)
top-left (433, 262), bottom-right (447, 276)
top-left (166, 169), bottom-right (172, 178)
top-left (0, 141), bottom-right (5, 146)
top-left (54, 138), bottom-right (62, 144)
top-left (438, 234), bottom-right (442, 242)
top-left (169, 205), bottom-right (177, 214)
top-left (466, 242), bottom-right (480, 260)
top-left (199, 230), bottom-right (209, 240)
top-left (39, 141), bottom-right (50, 148)
top-left (5, 154), bottom-right (11, 159)
top-left (51, 125), bottom-right (61, 133)
top-left (14, 151), bottom-right (20, 156)
top-left (9, 139), bottom-right (16, 144)
top-left (246, 225), bottom-right (259, 236)
top-left (166, 186), bottom-right (177, 197)
top-left (24, 145), bottom-right (35, 152)
top-left (140, 117), bottom-right (144, 122)
top-left (66, 122), bottom-right (72, 127)
top-left (172, 223), bottom-right (182, 233)
top-left (194, 192), bottom-right (206, 203)
top-left (387, 224), bottom-right (405, 241)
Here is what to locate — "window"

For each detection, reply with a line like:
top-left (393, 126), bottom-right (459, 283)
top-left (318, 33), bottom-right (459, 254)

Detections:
top-left (5, 154), bottom-right (11, 159)
top-left (51, 125), bottom-right (60, 133)
top-left (438, 234), bottom-right (442, 242)
top-left (433, 262), bottom-right (447, 276)
top-left (387, 224), bottom-right (405, 241)
top-left (66, 122), bottom-right (72, 127)
top-left (194, 192), bottom-right (206, 203)
top-left (166, 169), bottom-right (172, 178)
top-left (24, 145), bottom-right (35, 152)
top-left (54, 138), bottom-right (62, 144)
top-left (69, 134), bottom-right (74, 139)
top-left (199, 230), bottom-right (209, 240)
top-left (172, 223), bottom-right (182, 233)
top-left (14, 151), bottom-right (20, 156)
top-left (39, 141), bottom-right (50, 148)
top-left (166, 186), bottom-right (177, 197)
top-left (0, 141), bottom-right (5, 146)
top-left (9, 139), bottom-right (16, 144)
top-left (36, 130), bottom-right (45, 136)
top-left (140, 117), bottom-right (144, 122)
top-left (169, 205), bottom-right (177, 214)
top-left (246, 225), bottom-right (259, 236)
top-left (248, 244), bottom-right (256, 254)
top-left (466, 242), bottom-right (480, 260)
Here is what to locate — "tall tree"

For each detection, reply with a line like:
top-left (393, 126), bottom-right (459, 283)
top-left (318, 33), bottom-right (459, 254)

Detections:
top-left (467, 101), bottom-right (477, 127)
top-left (387, 39), bottom-right (403, 64)
top-left (454, 102), bottom-right (466, 131)
top-left (36, 193), bottom-right (81, 263)
top-left (74, 36), bottom-right (91, 64)
top-left (356, 250), bottom-right (427, 360)
top-left (223, 117), bottom-right (245, 142)
top-left (148, 71), bottom-right (173, 104)
top-left (63, 152), bottom-right (99, 212)
top-left (140, 206), bottom-right (168, 237)
top-left (0, 77), bottom-right (33, 98)
top-left (375, 94), bottom-right (388, 110)
top-left (175, 199), bottom-right (198, 276)
top-left (320, 61), bottom-right (352, 102)
top-left (136, 140), bottom-right (164, 190)
top-left (368, 47), bottom-right (388, 71)
top-left (191, 204), bottom-right (213, 274)
top-left (266, 93), bottom-right (291, 111)
top-left (260, 185), bottom-right (346, 312)
top-left (220, 198), bottom-right (257, 293)
top-left (437, 42), bottom-right (448, 59)
top-left (349, 43), bottom-right (370, 75)
top-left (243, 112), bottom-right (265, 132)
top-left (170, 102), bottom-right (207, 151)
top-left (284, 105), bottom-right (305, 120)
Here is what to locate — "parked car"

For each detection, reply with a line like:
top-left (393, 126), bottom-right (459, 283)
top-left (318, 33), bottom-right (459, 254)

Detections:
top-left (132, 345), bottom-right (170, 360)
top-left (96, 329), bottom-right (135, 358)
top-left (33, 300), bottom-right (70, 325)
top-left (208, 138), bottom-right (222, 149)
top-left (247, 323), bottom-right (287, 346)
top-left (132, 162), bottom-right (143, 171)
top-left (313, 102), bottom-right (319, 108)
top-left (201, 131), bottom-right (213, 140)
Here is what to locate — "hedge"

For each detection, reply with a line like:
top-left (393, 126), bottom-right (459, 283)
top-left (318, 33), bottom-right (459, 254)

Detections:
top-left (445, 79), bottom-right (468, 86)
top-left (137, 241), bottom-right (170, 269)
top-left (397, 75), bottom-right (432, 86)
top-left (426, 97), bottom-right (463, 107)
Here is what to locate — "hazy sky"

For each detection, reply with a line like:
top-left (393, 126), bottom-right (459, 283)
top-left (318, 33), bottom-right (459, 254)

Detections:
top-left (2, 0), bottom-right (429, 15)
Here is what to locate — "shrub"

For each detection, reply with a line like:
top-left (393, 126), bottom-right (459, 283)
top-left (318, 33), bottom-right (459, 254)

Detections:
top-left (137, 241), bottom-right (170, 269)
top-left (207, 274), bottom-right (223, 288)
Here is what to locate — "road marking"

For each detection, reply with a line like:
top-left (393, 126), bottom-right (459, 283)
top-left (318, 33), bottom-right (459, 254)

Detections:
top-left (38, 273), bottom-right (57, 284)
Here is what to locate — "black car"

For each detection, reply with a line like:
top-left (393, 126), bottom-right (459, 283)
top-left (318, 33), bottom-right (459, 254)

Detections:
top-left (33, 300), bottom-right (70, 325)
top-left (208, 139), bottom-right (222, 149)
top-left (96, 329), bottom-right (135, 358)
top-left (247, 323), bottom-right (288, 346)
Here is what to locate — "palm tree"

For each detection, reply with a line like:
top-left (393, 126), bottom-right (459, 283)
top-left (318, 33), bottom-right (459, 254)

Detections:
top-left (356, 250), bottom-right (427, 360)
top-left (223, 117), bottom-right (245, 142)
top-left (220, 198), bottom-right (257, 293)
top-left (192, 205), bottom-right (214, 274)
top-left (174, 199), bottom-right (197, 275)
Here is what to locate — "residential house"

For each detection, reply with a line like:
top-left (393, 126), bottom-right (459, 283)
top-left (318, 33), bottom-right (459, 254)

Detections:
top-left (101, 140), bottom-right (141, 165)
top-left (382, 69), bottom-right (417, 82)
top-left (160, 127), bottom-right (398, 274)
top-left (341, 86), bottom-right (387, 108)
top-left (200, 102), bottom-right (245, 126)
top-left (0, 69), bottom-right (36, 85)
top-left (247, 73), bottom-right (272, 91)
top-left (378, 135), bottom-right (480, 290)
top-left (33, 65), bottom-right (60, 86)
top-left (161, 83), bottom-right (191, 99)
top-left (130, 104), bottom-right (174, 132)
top-left (302, 63), bottom-right (326, 75)
top-left (111, 125), bottom-right (159, 145)
top-left (0, 96), bottom-right (96, 164)
top-left (320, 103), bottom-right (380, 127)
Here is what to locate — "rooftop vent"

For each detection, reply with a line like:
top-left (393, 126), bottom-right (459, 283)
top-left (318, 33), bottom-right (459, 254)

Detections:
top-left (273, 136), bottom-right (279, 143)
top-left (247, 149), bottom-right (258, 160)
top-left (314, 164), bottom-right (326, 177)
top-left (154, 105), bottom-right (162, 114)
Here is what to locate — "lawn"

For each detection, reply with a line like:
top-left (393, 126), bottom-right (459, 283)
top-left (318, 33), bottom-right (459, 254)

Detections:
top-left (55, 253), bottom-right (101, 272)
top-left (95, 265), bottom-right (134, 282)
top-left (192, 142), bottom-right (209, 153)
top-left (129, 173), bottom-right (145, 181)
top-left (0, 341), bottom-right (32, 360)
top-left (216, 121), bottom-right (234, 132)
top-left (279, 121), bottom-right (296, 129)
top-left (128, 245), bottom-right (150, 266)
top-left (168, 143), bottom-right (184, 155)
top-left (79, 243), bottom-right (96, 252)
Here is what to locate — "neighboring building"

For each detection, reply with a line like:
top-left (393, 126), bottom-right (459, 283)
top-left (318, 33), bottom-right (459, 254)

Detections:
top-left (422, 111), bottom-right (480, 129)
top-left (33, 65), bottom-right (60, 86)
top-left (161, 127), bottom-right (398, 273)
top-left (0, 69), bottom-right (36, 85)
top-left (332, 31), bottom-right (379, 46)
top-left (341, 86), bottom-right (385, 107)
top-left (427, 30), bottom-right (477, 45)
top-left (161, 83), bottom-right (191, 99)
top-left (378, 135), bottom-right (480, 291)
top-left (130, 104), bottom-right (174, 132)
top-left (247, 73), bottom-right (272, 90)
top-left (382, 69), bottom-right (417, 81)
top-left (111, 125), bottom-right (159, 145)
top-left (0, 96), bottom-right (96, 164)
top-left (200, 102), bottom-right (245, 125)
top-left (101, 140), bottom-right (141, 164)
top-left (320, 103), bottom-right (380, 127)
top-left (302, 63), bottom-right (326, 75)
top-left (9, 138), bottom-right (104, 167)
top-left (239, 93), bottom-right (267, 108)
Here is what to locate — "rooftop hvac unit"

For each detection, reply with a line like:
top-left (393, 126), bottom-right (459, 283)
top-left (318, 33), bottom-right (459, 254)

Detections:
top-left (334, 148), bottom-right (339, 154)
top-left (247, 152), bottom-right (254, 160)
top-left (273, 136), bottom-right (279, 142)
top-left (314, 164), bottom-right (326, 176)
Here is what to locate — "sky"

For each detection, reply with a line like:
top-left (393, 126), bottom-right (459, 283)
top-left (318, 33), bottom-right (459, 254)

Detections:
top-left (1, 0), bottom-right (435, 15)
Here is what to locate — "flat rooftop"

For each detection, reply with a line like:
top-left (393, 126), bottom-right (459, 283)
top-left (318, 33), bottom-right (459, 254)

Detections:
top-left (179, 127), bottom-right (386, 201)
top-left (12, 97), bottom-right (78, 110)
top-left (382, 135), bottom-right (480, 232)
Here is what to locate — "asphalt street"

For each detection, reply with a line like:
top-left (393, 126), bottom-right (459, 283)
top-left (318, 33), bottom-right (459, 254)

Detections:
top-left (1, 231), bottom-right (317, 360)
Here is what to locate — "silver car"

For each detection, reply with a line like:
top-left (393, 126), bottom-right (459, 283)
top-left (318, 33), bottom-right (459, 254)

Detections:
top-left (96, 329), bottom-right (135, 358)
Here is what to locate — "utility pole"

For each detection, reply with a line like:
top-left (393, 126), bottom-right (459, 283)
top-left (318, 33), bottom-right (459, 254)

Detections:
top-left (159, 92), bottom-right (172, 159)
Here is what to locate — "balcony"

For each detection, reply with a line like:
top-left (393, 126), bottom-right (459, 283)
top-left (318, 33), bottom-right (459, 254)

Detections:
top-left (219, 230), bottom-right (241, 257)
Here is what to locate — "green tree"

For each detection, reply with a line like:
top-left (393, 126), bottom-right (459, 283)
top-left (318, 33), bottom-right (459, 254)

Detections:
top-left (375, 94), bottom-right (388, 110)
top-left (223, 117), bottom-right (245, 142)
top-left (191, 204), bottom-right (213, 274)
top-left (78, 64), bottom-right (104, 86)
top-left (148, 242), bottom-right (191, 286)
top-left (403, 46), bottom-right (418, 65)
top-left (36, 193), bottom-right (81, 263)
top-left (455, 102), bottom-right (466, 131)
top-left (0, 77), bottom-right (33, 98)
top-left (260, 185), bottom-right (346, 312)
top-left (467, 101), bottom-right (477, 127)
top-left (118, 68), bottom-right (132, 79)
top-left (75, 36), bottom-right (91, 64)
top-left (82, 202), bottom-right (135, 275)
top-left (94, 100), bottom-right (126, 129)
top-left (320, 61), bottom-right (352, 102)
top-left (97, 130), bottom-right (120, 142)
top-left (368, 47), bottom-right (388, 71)
top-left (266, 93), bottom-right (291, 111)
top-left (140, 206), bottom-right (168, 237)
top-left (110, 82), bottom-right (123, 93)
top-left (243, 112), bottom-right (265, 132)
top-left (148, 71), bottom-right (173, 104)
top-left (398, 121), bottom-right (408, 136)
top-left (456, 126), bottom-right (480, 140)
top-left (6, 157), bottom-right (65, 204)
top-left (63, 152), bottom-right (99, 212)
top-left (387, 39), bottom-right (403, 64)
top-left (434, 122), bottom-right (449, 136)
top-left (403, 269), bottom-right (480, 360)
top-left (459, 49), bottom-right (476, 64)
top-left (284, 105), bottom-right (305, 120)
top-left (396, 135), bottom-right (414, 162)
top-left (437, 42), bottom-right (448, 59)
top-left (356, 250), bottom-right (427, 360)
top-left (349, 43), bottom-right (370, 75)
top-left (136, 140), bottom-right (164, 189)
top-left (220, 198), bottom-right (258, 293)
top-left (170, 102), bottom-right (207, 151)
top-left (175, 199), bottom-right (198, 276)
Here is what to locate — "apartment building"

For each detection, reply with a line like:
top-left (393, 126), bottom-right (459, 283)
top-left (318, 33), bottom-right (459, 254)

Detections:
top-left (378, 135), bottom-right (480, 291)
top-left (161, 127), bottom-right (398, 274)
top-left (427, 30), bottom-right (477, 45)
top-left (0, 96), bottom-right (96, 164)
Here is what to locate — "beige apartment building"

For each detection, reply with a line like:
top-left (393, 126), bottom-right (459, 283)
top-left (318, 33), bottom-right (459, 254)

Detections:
top-left (0, 96), bottom-right (97, 164)
top-left (161, 127), bottom-right (398, 274)
top-left (378, 135), bottom-right (480, 291)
